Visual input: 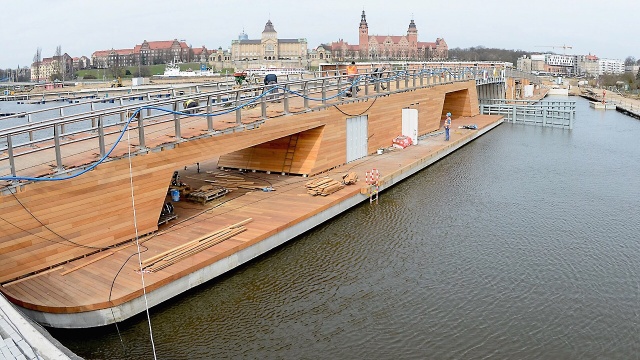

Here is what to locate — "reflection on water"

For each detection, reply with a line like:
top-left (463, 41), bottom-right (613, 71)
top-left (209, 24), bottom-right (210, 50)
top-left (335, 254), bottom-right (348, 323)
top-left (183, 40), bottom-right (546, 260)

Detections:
top-left (48, 96), bottom-right (640, 359)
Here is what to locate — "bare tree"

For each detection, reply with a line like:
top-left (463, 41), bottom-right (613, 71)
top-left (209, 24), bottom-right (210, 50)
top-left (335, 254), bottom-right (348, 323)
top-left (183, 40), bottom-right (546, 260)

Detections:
top-left (624, 56), bottom-right (636, 66)
top-left (32, 47), bottom-right (42, 82)
top-left (54, 45), bottom-right (63, 80)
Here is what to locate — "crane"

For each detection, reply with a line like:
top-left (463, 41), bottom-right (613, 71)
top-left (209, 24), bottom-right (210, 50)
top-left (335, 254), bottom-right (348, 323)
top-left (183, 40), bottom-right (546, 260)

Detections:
top-left (535, 45), bottom-right (573, 55)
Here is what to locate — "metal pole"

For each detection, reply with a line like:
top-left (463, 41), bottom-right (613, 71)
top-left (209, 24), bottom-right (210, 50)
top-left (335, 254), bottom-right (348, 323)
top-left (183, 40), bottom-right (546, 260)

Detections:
top-left (138, 112), bottom-right (146, 150)
top-left (207, 95), bottom-right (213, 132)
top-left (235, 91), bottom-right (242, 125)
top-left (53, 124), bottom-right (63, 172)
top-left (98, 115), bottom-right (105, 158)
top-left (7, 136), bottom-right (16, 177)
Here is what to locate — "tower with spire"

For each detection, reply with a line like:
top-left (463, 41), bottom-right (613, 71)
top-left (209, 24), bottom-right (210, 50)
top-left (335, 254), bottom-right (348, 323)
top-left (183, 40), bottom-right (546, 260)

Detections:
top-left (358, 10), bottom-right (369, 52)
top-left (407, 19), bottom-right (417, 46)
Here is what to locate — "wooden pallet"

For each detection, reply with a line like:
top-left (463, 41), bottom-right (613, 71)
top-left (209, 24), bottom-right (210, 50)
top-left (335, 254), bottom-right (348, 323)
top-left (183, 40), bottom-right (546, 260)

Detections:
top-left (187, 186), bottom-right (229, 204)
top-left (157, 213), bottom-right (177, 226)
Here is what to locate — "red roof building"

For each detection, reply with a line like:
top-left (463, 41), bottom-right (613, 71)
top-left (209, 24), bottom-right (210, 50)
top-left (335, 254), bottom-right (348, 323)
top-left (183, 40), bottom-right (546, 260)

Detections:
top-left (330, 11), bottom-right (448, 61)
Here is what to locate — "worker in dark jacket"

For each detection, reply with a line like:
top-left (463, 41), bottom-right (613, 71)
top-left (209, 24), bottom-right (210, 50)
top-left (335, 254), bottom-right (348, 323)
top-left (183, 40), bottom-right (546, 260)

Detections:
top-left (183, 99), bottom-right (198, 114)
top-left (264, 73), bottom-right (278, 101)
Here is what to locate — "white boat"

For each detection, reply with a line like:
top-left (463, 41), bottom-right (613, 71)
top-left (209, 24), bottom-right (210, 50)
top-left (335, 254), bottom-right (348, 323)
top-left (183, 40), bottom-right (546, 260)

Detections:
top-left (244, 66), bottom-right (307, 77)
top-left (158, 63), bottom-right (218, 77)
top-left (589, 101), bottom-right (616, 110)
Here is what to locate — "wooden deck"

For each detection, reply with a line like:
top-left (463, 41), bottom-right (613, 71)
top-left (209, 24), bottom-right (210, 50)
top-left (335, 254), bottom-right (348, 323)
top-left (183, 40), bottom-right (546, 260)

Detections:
top-left (1, 114), bottom-right (502, 317)
top-left (0, 76), bottom-right (503, 326)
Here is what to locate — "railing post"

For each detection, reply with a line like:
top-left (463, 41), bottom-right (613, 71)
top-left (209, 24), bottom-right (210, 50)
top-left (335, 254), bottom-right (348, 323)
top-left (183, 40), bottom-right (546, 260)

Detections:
top-left (53, 124), bottom-right (63, 172)
top-left (119, 98), bottom-right (125, 124)
top-left (138, 111), bottom-right (146, 150)
top-left (6, 136), bottom-right (16, 177)
top-left (98, 115), bottom-right (105, 158)
top-left (322, 79), bottom-right (327, 105)
top-left (283, 84), bottom-right (290, 114)
top-left (542, 106), bottom-right (547, 127)
top-left (206, 95), bottom-right (213, 131)
top-left (235, 91), bottom-right (242, 125)
top-left (303, 82), bottom-right (309, 110)
top-left (404, 71), bottom-right (409, 88)
top-left (27, 114), bottom-right (34, 143)
top-left (396, 72), bottom-right (400, 90)
top-left (261, 90), bottom-right (267, 119)
top-left (59, 108), bottom-right (65, 135)
top-left (90, 102), bottom-right (96, 129)
top-left (174, 101), bottom-right (182, 140)
top-left (412, 70), bottom-right (417, 88)
top-left (512, 105), bottom-right (517, 124)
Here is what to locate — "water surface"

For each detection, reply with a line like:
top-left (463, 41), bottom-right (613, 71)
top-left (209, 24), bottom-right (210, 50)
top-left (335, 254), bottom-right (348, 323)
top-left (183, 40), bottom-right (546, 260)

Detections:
top-left (49, 96), bottom-right (640, 359)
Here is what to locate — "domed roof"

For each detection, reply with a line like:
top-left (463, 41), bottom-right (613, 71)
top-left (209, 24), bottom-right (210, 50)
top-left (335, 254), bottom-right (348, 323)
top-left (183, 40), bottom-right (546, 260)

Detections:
top-left (262, 19), bottom-right (276, 33)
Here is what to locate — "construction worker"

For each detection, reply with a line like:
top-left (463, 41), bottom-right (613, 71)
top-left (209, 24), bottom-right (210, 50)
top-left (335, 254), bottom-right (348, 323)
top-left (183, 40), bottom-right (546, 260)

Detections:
top-left (444, 112), bottom-right (452, 141)
top-left (372, 66), bottom-right (386, 91)
top-left (346, 61), bottom-right (358, 97)
top-left (264, 73), bottom-right (278, 102)
top-left (183, 99), bottom-right (198, 114)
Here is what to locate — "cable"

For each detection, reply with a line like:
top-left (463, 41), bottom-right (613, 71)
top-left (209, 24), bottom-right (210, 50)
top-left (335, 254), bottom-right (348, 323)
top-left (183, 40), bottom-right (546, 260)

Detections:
top-left (125, 119), bottom-right (158, 359)
top-left (4, 191), bottom-right (115, 250)
top-left (1, 68), bottom-right (452, 184)
top-left (333, 97), bottom-right (378, 117)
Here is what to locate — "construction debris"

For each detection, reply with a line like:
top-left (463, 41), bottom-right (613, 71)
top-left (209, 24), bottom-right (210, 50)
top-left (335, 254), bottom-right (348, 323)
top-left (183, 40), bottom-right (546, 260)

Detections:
top-left (305, 177), bottom-right (345, 196)
top-left (342, 172), bottom-right (358, 185)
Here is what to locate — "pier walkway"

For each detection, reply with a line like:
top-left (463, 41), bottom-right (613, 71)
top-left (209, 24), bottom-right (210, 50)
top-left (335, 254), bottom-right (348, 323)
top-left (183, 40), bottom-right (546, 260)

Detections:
top-left (3, 114), bottom-right (503, 327)
top-left (0, 65), bottom-right (509, 328)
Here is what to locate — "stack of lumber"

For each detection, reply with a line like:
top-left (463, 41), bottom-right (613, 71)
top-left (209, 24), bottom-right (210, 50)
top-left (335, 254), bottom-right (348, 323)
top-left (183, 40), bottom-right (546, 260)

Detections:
top-left (199, 173), bottom-right (270, 191)
top-left (305, 177), bottom-right (345, 196)
top-left (142, 218), bottom-right (252, 272)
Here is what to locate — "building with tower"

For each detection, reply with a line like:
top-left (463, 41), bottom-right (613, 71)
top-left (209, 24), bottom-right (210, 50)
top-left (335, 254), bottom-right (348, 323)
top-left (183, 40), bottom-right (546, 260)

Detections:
top-left (230, 20), bottom-right (308, 62)
top-left (329, 10), bottom-right (448, 61)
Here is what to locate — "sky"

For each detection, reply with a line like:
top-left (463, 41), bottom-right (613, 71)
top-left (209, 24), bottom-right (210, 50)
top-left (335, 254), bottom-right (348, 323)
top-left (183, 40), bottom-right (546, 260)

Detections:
top-left (1, 0), bottom-right (639, 69)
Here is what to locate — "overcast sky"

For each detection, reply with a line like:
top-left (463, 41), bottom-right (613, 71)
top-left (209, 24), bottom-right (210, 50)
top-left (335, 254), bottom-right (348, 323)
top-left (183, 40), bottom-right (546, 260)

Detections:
top-left (1, 0), bottom-right (638, 68)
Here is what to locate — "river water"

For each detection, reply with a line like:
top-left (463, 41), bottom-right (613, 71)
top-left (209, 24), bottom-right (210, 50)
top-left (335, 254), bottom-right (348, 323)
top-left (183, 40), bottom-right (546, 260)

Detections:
top-left (41, 96), bottom-right (640, 359)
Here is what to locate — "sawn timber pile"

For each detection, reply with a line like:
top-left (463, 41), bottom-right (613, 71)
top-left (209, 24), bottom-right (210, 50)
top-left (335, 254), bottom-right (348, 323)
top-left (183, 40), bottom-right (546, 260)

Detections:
top-left (141, 219), bottom-right (252, 272)
top-left (305, 177), bottom-right (345, 196)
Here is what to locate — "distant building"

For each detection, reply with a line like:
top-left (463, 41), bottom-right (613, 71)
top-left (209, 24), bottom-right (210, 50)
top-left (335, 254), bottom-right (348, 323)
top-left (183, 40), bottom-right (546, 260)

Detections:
top-left (91, 49), bottom-right (136, 69)
top-left (30, 53), bottom-right (72, 81)
top-left (92, 39), bottom-right (192, 69)
top-left (624, 64), bottom-right (639, 74)
top-left (329, 11), bottom-right (448, 61)
top-left (576, 54), bottom-right (599, 76)
top-left (598, 58), bottom-right (624, 74)
top-left (230, 20), bottom-right (308, 62)
top-left (134, 39), bottom-right (191, 65)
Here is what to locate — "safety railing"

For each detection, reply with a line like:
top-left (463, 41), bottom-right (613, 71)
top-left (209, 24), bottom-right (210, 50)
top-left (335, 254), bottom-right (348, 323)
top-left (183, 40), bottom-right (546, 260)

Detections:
top-left (480, 100), bottom-right (575, 129)
top-left (1, 67), bottom-right (500, 183)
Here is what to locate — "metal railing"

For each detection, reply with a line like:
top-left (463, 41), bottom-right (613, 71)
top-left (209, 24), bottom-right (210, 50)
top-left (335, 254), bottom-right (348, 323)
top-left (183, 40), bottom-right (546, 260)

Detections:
top-left (480, 99), bottom-right (575, 129)
top-left (0, 67), bottom-right (504, 182)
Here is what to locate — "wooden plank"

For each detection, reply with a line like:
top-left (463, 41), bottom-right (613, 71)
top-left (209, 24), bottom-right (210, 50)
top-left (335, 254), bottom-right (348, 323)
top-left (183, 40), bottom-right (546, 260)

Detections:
top-left (2, 266), bottom-right (64, 287)
top-left (60, 252), bottom-right (114, 276)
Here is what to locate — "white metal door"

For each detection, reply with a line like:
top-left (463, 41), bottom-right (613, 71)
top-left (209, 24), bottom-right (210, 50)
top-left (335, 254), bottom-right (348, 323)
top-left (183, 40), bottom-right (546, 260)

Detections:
top-left (346, 115), bottom-right (368, 163)
top-left (402, 108), bottom-right (419, 145)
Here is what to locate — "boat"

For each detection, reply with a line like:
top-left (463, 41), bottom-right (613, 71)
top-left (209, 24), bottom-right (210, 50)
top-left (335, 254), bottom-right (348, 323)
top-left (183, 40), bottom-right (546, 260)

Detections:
top-left (158, 62), bottom-right (218, 77)
top-left (589, 101), bottom-right (616, 110)
top-left (244, 66), bottom-right (307, 77)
